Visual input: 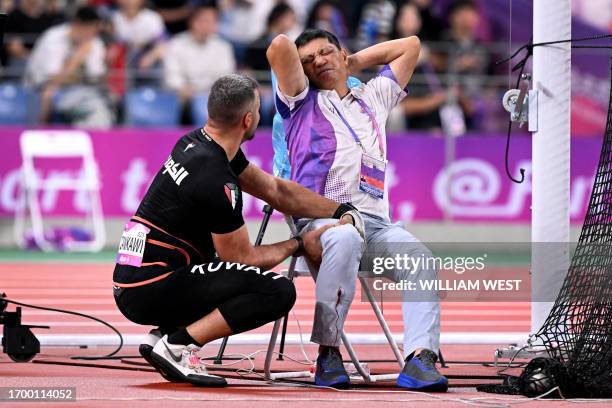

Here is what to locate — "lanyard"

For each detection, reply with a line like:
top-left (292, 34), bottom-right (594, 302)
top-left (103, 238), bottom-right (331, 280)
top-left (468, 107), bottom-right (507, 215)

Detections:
top-left (329, 97), bottom-right (385, 158)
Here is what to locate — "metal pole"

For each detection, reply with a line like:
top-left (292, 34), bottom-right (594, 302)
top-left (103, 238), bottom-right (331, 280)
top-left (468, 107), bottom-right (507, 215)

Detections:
top-left (531, 0), bottom-right (571, 334)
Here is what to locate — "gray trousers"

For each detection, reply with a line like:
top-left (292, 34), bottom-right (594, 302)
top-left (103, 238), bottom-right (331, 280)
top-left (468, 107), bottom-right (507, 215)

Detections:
top-left (298, 214), bottom-right (440, 356)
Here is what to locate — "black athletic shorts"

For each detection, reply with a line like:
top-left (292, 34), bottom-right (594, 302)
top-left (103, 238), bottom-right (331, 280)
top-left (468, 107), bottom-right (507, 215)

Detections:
top-left (113, 261), bottom-right (296, 334)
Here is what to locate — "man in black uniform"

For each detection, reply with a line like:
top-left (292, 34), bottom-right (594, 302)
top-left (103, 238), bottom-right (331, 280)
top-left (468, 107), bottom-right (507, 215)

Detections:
top-left (113, 74), bottom-right (360, 387)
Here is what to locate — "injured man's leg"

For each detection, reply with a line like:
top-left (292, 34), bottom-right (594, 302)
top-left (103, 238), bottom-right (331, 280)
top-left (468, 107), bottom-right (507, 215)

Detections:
top-left (298, 218), bottom-right (364, 388)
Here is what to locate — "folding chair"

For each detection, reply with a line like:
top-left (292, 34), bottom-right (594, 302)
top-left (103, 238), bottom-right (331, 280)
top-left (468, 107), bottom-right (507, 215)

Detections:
top-left (14, 130), bottom-right (106, 252)
top-left (263, 215), bottom-right (405, 383)
top-left (213, 204), bottom-right (275, 364)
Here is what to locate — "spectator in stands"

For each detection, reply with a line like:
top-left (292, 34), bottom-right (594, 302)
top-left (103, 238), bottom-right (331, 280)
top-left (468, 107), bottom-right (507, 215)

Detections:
top-left (390, 1), bottom-right (447, 132)
top-left (437, 0), bottom-right (488, 81)
top-left (25, 6), bottom-right (113, 127)
top-left (111, 0), bottom-right (167, 84)
top-left (304, 0), bottom-right (349, 47)
top-left (0, 0), bottom-right (14, 13)
top-left (4, 0), bottom-right (65, 69)
top-left (48, 0), bottom-right (75, 15)
top-left (411, 0), bottom-right (444, 42)
top-left (243, 3), bottom-right (298, 126)
top-left (217, 0), bottom-right (278, 65)
top-left (282, 0), bottom-right (313, 31)
top-left (345, 0), bottom-right (369, 37)
top-left (355, 0), bottom-right (396, 50)
top-left (148, 0), bottom-right (219, 35)
top-left (150, 0), bottom-right (193, 35)
top-left (245, 3), bottom-right (297, 73)
top-left (163, 5), bottom-right (235, 120)
top-left (431, 0), bottom-right (489, 129)
top-left (89, 0), bottom-right (116, 6)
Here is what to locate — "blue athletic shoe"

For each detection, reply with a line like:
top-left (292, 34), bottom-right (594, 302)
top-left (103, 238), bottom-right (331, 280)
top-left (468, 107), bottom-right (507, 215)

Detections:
top-left (397, 350), bottom-right (448, 391)
top-left (314, 347), bottom-right (350, 389)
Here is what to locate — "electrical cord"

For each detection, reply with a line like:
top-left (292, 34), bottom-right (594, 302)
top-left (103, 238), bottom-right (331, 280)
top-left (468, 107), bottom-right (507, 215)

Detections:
top-left (2, 297), bottom-right (124, 360)
top-left (292, 309), bottom-right (315, 364)
top-left (2, 292), bottom-right (315, 364)
top-left (7, 297), bottom-right (601, 405)
top-left (497, 33), bottom-right (612, 184)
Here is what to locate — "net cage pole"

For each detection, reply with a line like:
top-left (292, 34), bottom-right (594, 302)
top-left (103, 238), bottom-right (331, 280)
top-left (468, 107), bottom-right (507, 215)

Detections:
top-left (531, 0), bottom-right (572, 335)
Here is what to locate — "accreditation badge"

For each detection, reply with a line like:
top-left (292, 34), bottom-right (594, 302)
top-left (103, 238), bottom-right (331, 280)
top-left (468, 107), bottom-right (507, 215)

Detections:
top-left (359, 153), bottom-right (386, 199)
top-left (116, 222), bottom-right (150, 267)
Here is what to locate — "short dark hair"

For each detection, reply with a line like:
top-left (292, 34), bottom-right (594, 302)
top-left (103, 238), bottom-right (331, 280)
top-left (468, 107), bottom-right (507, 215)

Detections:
top-left (448, 0), bottom-right (478, 16)
top-left (267, 3), bottom-right (293, 28)
top-left (73, 6), bottom-right (101, 24)
top-left (295, 28), bottom-right (341, 50)
top-left (208, 74), bottom-right (259, 126)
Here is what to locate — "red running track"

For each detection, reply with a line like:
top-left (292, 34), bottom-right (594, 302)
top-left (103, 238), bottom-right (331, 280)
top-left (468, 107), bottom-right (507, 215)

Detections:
top-left (1, 262), bottom-right (530, 342)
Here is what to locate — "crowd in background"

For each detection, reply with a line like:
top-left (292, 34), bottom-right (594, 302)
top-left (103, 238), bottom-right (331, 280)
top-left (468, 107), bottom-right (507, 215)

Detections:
top-left (0, 0), bottom-right (505, 132)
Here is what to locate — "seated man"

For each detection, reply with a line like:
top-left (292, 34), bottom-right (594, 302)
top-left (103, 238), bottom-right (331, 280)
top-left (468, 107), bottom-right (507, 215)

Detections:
top-left (163, 4), bottom-right (235, 121)
top-left (25, 6), bottom-right (112, 127)
top-left (267, 29), bottom-right (447, 391)
top-left (113, 74), bottom-right (359, 387)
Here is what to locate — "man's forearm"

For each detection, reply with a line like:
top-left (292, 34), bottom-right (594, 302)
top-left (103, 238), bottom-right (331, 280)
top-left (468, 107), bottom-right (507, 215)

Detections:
top-left (272, 179), bottom-right (339, 219)
top-left (50, 51), bottom-right (89, 85)
top-left (213, 224), bottom-right (300, 271)
top-left (248, 239), bottom-right (299, 270)
top-left (267, 34), bottom-right (306, 97)
top-left (350, 36), bottom-right (419, 73)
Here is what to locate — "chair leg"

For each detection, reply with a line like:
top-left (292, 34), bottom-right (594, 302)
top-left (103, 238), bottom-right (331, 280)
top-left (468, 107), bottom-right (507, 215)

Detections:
top-left (277, 256), bottom-right (299, 360)
top-left (277, 313), bottom-right (289, 361)
top-left (438, 349), bottom-right (447, 368)
top-left (215, 205), bottom-right (274, 364)
top-left (360, 276), bottom-right (405, 367)
top-left (265, 255), bottom-right (298, 373)
top-left (341, 331), bottom-right (372, 383)
top-left (213, 337), bottom-right (229, 365)
top-left (264, 317), bottom-right (283, 380)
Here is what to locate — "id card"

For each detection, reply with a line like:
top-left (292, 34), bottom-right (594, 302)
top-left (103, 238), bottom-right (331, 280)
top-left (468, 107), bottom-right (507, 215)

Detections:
top-left (359, 153), bottom-right (386, 199)
top-left (440, 102), bottom-right (466, 137)
top-left (116, 221), bottom-right (150, 267)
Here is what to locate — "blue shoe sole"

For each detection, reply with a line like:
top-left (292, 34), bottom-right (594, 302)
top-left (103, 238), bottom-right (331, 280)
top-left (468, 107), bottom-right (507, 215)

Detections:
top-left (397, 372), bottom-right (448, 392)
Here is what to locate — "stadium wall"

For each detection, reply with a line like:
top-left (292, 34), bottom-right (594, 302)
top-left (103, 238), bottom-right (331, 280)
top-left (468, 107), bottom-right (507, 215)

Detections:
top-left (0, 127), bottom-right (595, 248)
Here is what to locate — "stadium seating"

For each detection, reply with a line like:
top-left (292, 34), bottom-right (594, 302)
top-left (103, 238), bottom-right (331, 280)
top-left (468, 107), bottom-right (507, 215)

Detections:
top-left (190, 92), bottom-right (209, 126)
top-left (125, 87), bottom-right (181, 127)
top-left (0, 83), bottom-right (39, 125)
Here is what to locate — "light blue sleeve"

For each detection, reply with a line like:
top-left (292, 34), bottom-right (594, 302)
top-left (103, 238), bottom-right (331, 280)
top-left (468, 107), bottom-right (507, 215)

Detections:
top-left (270, 72), bottom-right (362, 180)
top-left (271, 72), bottom-right (292, 179)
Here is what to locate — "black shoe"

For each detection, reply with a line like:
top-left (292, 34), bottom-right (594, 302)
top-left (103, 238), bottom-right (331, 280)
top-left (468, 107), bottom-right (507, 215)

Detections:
top-left (139, 328), bottom-right (184, 382)
top-left (397, 349), bottom-right (448, 392)
top-left (315, 347), bottom-right (350, 389)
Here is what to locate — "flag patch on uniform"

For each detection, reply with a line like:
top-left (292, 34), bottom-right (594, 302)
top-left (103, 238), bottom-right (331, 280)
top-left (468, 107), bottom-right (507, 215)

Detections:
top-left (224, 183), bottom-right (239, 209)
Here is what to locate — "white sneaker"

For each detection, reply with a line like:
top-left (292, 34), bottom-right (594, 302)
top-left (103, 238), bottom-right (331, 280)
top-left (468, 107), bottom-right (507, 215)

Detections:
top-left (139, 329), bottom-right (184, 382)
top-left (150, 334), bottom-right (227, 386)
